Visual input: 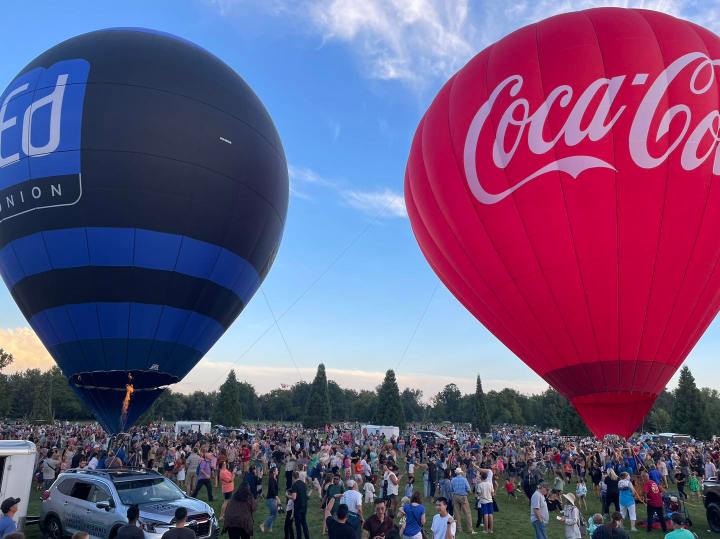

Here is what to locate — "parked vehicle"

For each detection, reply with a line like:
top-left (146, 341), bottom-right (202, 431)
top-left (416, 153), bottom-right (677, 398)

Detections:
top-left (174, 421), bottom-right (211, 436)
top-left (416, 430), bottom-right (449, 445)
top-left (361, 425), bottom-right (400, 439)
top-left (40, 468), bottom-right (218, 539)
top-left (656, 432), bottom-right (692, 445)
top-left (0, 440), bottom-right (36, 531)
top-left (704, 475), bottom-right (720, 532)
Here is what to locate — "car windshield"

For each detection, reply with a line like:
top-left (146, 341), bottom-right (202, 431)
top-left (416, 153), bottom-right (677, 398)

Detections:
top-left (114, 477), bottom-right (185, 505)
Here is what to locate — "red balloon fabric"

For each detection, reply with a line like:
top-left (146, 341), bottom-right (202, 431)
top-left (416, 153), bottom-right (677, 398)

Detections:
top-left (405, 7), bottom-right (720, 438)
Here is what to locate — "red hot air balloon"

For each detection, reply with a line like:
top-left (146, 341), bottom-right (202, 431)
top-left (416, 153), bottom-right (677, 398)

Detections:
top-left (405, 7), bottom-right (720, 438)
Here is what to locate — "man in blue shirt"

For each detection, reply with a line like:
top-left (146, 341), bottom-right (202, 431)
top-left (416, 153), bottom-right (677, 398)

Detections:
top-left (0, 497), bottom-right (20, 538)
top-left (450, 468), bottom-right (475, 534)
top-left (649, 466), bottom-right (663, 485)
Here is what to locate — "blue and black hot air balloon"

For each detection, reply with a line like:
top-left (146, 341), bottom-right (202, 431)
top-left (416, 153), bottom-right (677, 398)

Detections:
top-left (0, 28), bottom-right (288, 432)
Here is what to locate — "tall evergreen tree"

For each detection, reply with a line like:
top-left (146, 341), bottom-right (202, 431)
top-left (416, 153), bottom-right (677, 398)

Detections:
top-left (212, 370), bottom-right (242, 426)
top-left (375, 369), bottom-right (405, 428)
top-left (303, 364), bottom-right (331, 428)
top-left (473, 375), bottom-right (491, 434)
top-left (31, 372), bottom-right (53, 422)
top-left (672, 366), bottom-right (706, 438)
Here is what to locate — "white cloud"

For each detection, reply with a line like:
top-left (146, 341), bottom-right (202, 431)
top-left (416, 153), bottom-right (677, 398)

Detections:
top-left (289, 164), bottom-right (406, 218)
top-left (176, 359), bottom-right (548, 399)
top-left (288, 164), bottom-right (337, 200)
top-left (341, 188), bottom-right (407, 218)
top-left (288, 164), bottom-right (334, 187)
top-left (307, 0), bottom-right (476, 83)
top-left (209, 0), bottom-right (715, 85)
top-left (0, 327), bottom-right (54, 372)
top-left (328, 119), bottom-right (342, 142)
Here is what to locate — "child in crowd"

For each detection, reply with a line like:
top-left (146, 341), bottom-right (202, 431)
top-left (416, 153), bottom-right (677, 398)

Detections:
top-left (587, 514), bottom-right (604, 536)
top-left (689, 472), bottom-right (701, 500)
top-left (576, 479), bottom-right (588, 511)
top-left (364, 475), bottom-right (376, 504)
top-left (404, 475), bottom-right (414, 499)
top-left (504, 478), bottom-right (517, 500)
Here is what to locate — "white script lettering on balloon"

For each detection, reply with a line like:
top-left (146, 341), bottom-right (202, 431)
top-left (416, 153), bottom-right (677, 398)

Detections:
top-left (463, 51), bottom-right (720, 204)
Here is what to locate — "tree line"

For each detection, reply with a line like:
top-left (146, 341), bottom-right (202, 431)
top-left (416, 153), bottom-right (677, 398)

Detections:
top-left (0, 349), bottom-right (712, 439)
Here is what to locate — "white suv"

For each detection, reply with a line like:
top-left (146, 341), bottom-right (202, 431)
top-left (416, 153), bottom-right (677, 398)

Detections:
top-left (40, 468), bottom-right (218, 539)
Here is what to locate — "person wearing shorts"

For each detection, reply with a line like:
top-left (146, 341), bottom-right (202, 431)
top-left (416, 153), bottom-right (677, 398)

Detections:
top-left (477, 471), bottom-right (495, 533)
top-left (219, 461), bottom-right (234, 518)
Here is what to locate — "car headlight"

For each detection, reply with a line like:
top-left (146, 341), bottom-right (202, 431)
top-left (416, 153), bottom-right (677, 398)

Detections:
top-left (141, 520), bottom-right (171, 534)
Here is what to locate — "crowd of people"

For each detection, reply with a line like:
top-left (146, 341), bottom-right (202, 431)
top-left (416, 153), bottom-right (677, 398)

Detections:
top-left (0, 421), bottom-right (714, 538)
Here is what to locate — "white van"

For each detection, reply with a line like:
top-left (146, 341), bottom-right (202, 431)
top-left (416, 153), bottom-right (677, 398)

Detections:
top-left (174, 421), bottom-right (211, 436)
top-left (0, 440), bottom-right (37, 530)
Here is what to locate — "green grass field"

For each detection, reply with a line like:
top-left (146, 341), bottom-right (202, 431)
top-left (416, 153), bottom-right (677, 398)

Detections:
top-left (23, 467), bottom-right (718, 538)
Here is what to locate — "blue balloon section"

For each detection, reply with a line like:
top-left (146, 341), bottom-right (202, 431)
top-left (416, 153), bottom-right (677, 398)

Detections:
top-left (0, 28), bottom-right (288, 432)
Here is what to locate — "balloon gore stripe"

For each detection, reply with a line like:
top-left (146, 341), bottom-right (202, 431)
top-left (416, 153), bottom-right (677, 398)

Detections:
top-left (0, 227), bottom-right (260, 303)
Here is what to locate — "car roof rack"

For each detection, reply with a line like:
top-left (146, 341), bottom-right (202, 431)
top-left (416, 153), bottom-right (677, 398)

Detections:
top-left (63, 467), bottom-right (161, 480)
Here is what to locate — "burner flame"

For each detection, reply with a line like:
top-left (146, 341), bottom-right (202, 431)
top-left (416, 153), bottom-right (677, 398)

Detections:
top-left (120, 373), bottom-right (134, 427)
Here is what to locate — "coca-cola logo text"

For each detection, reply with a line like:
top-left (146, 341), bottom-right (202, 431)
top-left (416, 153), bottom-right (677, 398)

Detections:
top-left (463, 52), bottom-right (720, 204)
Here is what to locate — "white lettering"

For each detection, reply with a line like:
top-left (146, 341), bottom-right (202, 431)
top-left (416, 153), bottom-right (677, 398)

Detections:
top-left (0, 83), bottom-right (29, 167)
top-left (22, 74), bottom-right (67, 156)
top-left (464, 51), bottom-right (720, 204)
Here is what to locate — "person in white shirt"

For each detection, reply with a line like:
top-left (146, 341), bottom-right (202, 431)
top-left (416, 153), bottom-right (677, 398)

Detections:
top-left (657, 458), bottom-right (669, 488)
top-left (383, 464), bottom-right (400, 513)
top-left (530, 483), bottom-right (550, 539)
top-left (476, 471), bottom-right (495, 533)
top-left (340, 479), bottom-right (364, 519)
top-left (364, 479), bottom-right (376, 504)
top-left (431, 497), bottom-right (456, 539)
top-left (705, 459), bottom-right (717, 480)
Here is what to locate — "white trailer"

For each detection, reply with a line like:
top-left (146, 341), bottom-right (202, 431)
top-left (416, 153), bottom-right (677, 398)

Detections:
top-left (362, 425), bottom-right (400, 439)
top-left (175, 421), bottom-right (211, 436)
top-left (0, 440), bottom-right (36, 531)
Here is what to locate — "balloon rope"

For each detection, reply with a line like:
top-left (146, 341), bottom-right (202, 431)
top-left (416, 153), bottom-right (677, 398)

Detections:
top-left (207, 223), bottom-right (372, 387)
top-left (395, 281), bottom-right (439, 371)
top-left (261, 287), bottom-right (305, 382)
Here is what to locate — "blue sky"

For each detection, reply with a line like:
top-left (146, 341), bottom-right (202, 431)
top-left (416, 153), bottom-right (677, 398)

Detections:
top-left (1, 0), bottom-right (719, 399)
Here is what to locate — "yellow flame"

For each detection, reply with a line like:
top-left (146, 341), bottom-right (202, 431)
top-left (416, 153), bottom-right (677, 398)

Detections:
top-left (121, 374), bottom-right (134, 421)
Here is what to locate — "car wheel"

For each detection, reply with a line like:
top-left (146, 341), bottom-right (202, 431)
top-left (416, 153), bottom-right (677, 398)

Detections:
top-left (44, 516), bottom-right (63, 539)
top-left (707, 502), bottom-right (720, 532)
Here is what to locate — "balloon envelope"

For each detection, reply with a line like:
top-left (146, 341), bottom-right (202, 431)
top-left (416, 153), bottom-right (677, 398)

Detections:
top-left (0, 28), bottom-right (288, 432)
top-left (405, 8), bottom-right (720, 438)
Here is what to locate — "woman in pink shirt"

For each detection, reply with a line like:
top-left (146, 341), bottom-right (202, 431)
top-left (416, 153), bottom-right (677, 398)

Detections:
top-left (219, 460), bottom-right (235, 518)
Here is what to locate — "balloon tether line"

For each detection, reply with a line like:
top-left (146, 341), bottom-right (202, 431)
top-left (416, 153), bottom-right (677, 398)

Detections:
top-left (261, 287), bottom-right (305, 382)
top-left (208, 222), bottom-right (371, 387)
top-left (395, 281), bottom-right (439, 371)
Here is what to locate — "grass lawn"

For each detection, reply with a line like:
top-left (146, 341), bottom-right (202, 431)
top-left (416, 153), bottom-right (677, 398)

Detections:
top-left (23, 465), bottom-right (718, 538)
